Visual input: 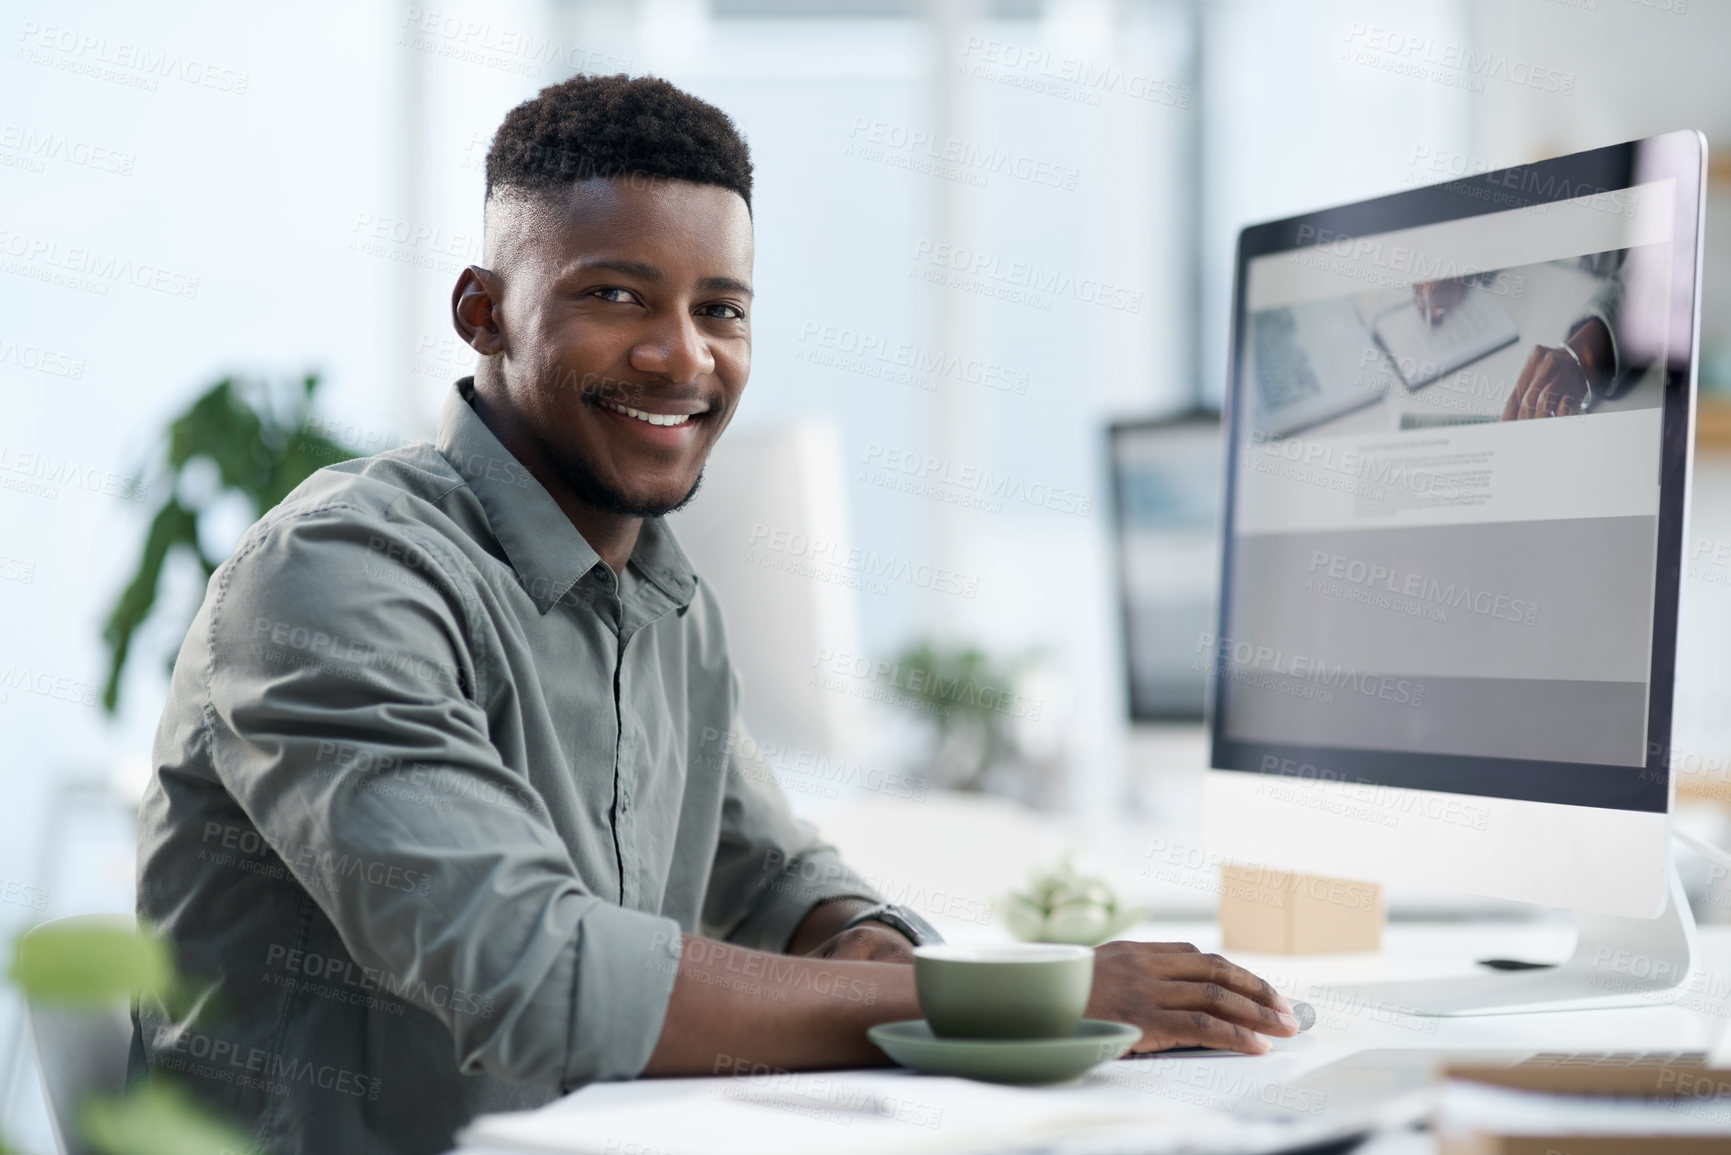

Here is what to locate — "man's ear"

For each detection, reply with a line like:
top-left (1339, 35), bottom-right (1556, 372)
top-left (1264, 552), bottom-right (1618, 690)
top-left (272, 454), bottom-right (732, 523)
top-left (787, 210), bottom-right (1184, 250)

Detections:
top-left (452, 265), bottom-right (506, 356)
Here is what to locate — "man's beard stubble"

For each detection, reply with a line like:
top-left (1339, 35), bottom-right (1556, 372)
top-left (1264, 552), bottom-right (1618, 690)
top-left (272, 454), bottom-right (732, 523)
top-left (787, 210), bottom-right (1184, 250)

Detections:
top-left (548, 445), bottom-right (705, 519)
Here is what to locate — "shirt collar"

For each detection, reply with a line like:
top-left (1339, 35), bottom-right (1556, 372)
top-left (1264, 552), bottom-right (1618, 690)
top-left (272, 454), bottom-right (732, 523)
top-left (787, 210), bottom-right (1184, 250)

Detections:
top-left (435, 377), bottom-right (697, 615)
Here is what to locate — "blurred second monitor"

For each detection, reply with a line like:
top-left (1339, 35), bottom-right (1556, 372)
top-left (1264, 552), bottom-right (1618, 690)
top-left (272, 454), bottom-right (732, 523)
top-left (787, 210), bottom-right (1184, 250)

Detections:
top-left (1108, 411), bottom-right (1222, 721)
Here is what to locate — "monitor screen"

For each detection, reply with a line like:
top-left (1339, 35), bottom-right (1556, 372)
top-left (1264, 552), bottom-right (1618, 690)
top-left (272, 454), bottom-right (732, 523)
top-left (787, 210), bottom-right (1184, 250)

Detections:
top-left (1211, 136), bottom-right (1702, 813)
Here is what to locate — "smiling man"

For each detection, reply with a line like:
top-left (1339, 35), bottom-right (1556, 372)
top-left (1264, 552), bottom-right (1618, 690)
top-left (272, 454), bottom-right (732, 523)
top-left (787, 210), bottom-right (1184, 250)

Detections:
top-left (133, 75), bottom-right (1296, 1155)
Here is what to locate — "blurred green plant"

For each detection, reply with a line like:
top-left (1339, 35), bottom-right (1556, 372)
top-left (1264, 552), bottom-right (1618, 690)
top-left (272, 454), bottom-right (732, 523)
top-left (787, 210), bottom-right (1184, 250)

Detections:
top-left (1003, 856), bottom-right (1146, 946)
top-left (6, 920), bottom-right (258, 1155)
top-left (889, 639), bottom-right (1034, 793)
top-left (100, 373), bottom-right (360, 714)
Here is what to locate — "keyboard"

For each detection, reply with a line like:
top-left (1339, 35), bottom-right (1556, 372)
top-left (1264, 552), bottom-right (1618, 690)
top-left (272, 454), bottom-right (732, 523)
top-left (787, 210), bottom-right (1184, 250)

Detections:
top-left (1252, 307), bottom-right (1323, 412)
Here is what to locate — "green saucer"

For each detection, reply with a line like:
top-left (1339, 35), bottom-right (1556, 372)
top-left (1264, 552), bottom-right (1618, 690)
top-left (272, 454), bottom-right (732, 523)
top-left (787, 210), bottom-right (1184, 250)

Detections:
top-left (867, 1018), bottom-right (1141, 1084)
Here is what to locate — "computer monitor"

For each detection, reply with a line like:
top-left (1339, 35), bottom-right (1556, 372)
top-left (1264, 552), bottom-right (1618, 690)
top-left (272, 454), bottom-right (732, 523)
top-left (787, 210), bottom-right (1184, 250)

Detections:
top-left (1109, 411), bottom-right (1222, 721)
top-left (1203, 131), bottom-right (1707, 1015)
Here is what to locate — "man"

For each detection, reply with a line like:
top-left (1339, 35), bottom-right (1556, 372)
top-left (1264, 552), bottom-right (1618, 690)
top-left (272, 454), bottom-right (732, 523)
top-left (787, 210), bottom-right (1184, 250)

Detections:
top-left (134, 74), bottom-right (1296, 1155)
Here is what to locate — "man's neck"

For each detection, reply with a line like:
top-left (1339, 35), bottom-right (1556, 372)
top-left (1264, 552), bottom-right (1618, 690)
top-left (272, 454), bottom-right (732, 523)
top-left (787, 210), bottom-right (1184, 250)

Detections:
top-left (466, 382), bottom-right (640, 574)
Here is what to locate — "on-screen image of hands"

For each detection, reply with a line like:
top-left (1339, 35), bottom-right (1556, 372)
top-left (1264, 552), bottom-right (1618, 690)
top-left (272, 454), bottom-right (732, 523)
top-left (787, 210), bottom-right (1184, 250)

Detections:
top-left (1086, 940), bottom-right (1301, 1054)
top-left (1413, 277), bottom-right (1614, 420)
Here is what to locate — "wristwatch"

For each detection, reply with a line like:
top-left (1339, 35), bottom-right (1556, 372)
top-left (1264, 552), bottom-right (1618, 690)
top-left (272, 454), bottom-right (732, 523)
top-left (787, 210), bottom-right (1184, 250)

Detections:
top-left (839, 901), bottom-right (945, 946)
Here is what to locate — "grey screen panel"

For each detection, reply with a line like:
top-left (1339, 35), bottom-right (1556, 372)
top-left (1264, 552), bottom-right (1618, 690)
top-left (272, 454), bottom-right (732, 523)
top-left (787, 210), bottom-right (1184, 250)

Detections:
top-left (1225, 517), bottom-right (1658, 683)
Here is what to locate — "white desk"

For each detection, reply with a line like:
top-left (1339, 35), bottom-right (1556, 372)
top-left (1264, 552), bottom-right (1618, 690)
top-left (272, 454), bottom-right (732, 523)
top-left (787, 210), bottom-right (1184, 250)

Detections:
top-left (448, 922), bottom-right (1731, 1154)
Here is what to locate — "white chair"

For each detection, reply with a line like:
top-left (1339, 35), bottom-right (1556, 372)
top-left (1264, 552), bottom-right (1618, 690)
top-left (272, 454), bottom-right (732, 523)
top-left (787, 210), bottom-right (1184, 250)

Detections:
top-left (21, 914), bottom-right (137, 1155)
top-left (666, 418), bottom-right (868, 759)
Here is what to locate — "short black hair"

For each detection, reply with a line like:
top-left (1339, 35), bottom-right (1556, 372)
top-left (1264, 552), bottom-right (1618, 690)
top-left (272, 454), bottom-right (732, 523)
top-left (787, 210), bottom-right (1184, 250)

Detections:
top-left (485, 73), bottom-right (753, 209)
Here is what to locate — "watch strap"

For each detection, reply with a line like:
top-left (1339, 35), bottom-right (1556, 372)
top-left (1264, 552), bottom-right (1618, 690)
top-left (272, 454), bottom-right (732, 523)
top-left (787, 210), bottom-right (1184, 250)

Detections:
top-left (840, 901), bottom-right (945, 946)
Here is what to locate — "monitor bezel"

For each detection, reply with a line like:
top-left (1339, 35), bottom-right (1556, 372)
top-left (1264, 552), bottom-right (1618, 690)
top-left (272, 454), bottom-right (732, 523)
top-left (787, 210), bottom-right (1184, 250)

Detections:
top-left (1210, 131), bottom-right (1706, 814)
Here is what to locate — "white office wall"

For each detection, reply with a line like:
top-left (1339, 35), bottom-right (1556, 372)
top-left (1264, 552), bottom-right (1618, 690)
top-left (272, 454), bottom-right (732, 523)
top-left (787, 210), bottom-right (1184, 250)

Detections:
top-left (1198, 0), bottom-right (1475, 408)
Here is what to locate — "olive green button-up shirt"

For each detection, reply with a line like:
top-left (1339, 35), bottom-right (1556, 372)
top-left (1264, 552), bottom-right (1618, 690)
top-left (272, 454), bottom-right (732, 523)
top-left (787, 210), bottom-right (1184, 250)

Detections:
top-left (132, 377), bottom-right (878, 1155)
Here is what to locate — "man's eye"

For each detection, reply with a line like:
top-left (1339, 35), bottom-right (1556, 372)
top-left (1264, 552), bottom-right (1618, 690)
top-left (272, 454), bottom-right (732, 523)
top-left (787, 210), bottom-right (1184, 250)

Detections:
top-left (701, 303), bottom-right (745, 321)
top-left (592, 287), bottom-right (634, 303)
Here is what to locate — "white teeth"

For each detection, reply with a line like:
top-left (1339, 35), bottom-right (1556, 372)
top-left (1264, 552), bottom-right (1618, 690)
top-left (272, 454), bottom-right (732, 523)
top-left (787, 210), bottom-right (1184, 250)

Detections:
top-left (600, 400), bottom-right (694, 427)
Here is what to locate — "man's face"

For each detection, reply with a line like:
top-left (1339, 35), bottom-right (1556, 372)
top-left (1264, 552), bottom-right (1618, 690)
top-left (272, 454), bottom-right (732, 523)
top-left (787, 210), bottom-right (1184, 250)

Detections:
top-left (481, 176), bottom-right (753, 516)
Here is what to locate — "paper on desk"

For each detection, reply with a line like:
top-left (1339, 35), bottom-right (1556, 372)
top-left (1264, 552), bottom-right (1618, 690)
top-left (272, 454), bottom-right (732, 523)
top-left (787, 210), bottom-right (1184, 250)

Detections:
top-left (457, 1070), bottom-right (1232, 1155)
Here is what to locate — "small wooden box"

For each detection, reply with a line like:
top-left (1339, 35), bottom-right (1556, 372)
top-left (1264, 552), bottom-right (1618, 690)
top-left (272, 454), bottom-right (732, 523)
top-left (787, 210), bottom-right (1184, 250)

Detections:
top-left (1217, 861), bottom-right (1383, 954)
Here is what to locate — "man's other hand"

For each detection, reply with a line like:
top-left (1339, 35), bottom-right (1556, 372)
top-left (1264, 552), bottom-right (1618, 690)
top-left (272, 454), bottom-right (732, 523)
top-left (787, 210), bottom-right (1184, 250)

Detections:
top-left (1087, 941), bottom-right (1299, 1055)
top-left (1413, 278), bottom-right (1467, 325)
top-left (800, 923), bottom-right (916, 963)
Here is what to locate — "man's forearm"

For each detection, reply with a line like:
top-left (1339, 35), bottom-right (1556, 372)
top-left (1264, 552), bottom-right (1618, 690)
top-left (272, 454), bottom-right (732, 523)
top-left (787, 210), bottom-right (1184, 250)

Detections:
top-left (642, 933), bottom-right (917, 1075)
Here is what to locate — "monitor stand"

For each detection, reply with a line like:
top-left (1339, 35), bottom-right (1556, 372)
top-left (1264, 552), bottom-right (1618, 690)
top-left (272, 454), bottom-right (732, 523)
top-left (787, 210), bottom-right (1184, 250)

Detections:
top-left (1318, 865), bottom-right (1696, 1017)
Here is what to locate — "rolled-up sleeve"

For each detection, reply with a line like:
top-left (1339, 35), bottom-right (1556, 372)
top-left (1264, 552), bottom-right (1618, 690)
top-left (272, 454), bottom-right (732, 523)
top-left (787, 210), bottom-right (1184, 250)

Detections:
top-left (202, 505), bottom-right (679, 1087)
top-left (699, 711), bottom-right (881, 952)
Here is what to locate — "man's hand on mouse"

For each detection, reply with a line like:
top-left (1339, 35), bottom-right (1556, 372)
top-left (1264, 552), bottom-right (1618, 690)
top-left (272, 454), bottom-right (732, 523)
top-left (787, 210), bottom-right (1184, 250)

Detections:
top-left (1086, 941), bottom-right (1300, 1055)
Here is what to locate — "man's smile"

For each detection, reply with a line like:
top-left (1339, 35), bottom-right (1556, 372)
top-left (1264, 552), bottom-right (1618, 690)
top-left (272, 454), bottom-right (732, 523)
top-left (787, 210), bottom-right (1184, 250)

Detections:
top-left (596, 398), bottom-right (702, 427)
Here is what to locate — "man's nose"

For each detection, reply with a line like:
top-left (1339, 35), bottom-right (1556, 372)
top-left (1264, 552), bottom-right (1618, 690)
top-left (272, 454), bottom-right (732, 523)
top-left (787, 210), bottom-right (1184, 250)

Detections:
top-left (630, 312), bottom-right (714, 382)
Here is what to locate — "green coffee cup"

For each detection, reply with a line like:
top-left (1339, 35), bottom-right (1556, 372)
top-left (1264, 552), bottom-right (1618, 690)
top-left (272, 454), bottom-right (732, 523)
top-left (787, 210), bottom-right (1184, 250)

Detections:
top-left (912, 943), bottom-right (1095, 1040)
